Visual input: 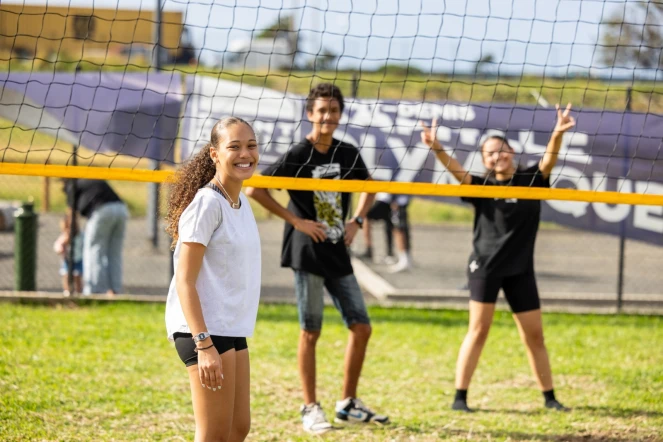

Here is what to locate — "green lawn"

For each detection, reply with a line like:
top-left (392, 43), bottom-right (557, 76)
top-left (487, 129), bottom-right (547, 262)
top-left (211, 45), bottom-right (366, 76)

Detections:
top-left (0, 302), bottom-right (661, 441)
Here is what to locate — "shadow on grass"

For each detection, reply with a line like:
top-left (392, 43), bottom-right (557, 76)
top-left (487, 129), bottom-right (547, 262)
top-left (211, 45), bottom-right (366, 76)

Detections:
top-left (444, 429), bottom-right (643, 442)
top-left (469, 408), bottom-right (543, 415)
top-left (454, 405), bottom-right (663, 419)
top-left (257, 303), bottom-right (470, 327)
top-left (574, 405), bottom-right (663, 418)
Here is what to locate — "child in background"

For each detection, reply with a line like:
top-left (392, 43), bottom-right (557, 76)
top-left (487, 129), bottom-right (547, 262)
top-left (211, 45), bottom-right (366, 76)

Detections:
top-left (53, 213), bottom-right (84, 296)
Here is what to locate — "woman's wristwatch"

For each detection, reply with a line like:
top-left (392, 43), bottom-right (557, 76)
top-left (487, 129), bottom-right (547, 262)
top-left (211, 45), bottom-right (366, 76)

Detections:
top-left (192, 332), bottom-right (211, 343)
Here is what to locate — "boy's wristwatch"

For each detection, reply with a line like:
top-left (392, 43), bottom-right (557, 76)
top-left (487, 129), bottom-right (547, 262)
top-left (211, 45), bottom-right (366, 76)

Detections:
top-left (352, 216), bottom-right (364, 229)
top-left (192, 332), bottom-right (211, 343)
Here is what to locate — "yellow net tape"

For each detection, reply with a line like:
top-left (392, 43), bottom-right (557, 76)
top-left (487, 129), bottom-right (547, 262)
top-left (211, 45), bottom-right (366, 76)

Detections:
top-left (1, 162), bottom-right (662, 206)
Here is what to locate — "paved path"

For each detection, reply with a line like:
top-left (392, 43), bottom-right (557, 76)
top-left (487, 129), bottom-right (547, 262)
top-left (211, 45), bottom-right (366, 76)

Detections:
top-left (1, 214), bottom-right (661, 313)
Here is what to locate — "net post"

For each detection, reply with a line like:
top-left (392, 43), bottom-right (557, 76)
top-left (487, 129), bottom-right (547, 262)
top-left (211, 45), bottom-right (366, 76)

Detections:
top-left (616, 87), bottom-right (632, 313)
top-left (351, 73), bottom-right (359, 99)
top-left (68, 144), bottom-right (79, 296)
top-left (147, 0), bottom-right (163, 250)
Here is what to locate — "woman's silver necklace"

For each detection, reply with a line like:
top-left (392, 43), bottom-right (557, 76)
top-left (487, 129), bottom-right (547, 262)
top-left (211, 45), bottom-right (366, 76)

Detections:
top-left (214, 175), bottom-right (240, 209)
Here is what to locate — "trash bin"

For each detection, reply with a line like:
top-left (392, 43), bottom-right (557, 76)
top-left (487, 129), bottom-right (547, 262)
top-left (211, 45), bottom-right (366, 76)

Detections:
top-left (14, 201), bottom-right (38, 291)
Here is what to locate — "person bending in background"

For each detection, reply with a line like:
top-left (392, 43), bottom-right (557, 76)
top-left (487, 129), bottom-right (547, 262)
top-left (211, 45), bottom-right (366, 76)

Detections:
top-left (53, 211), bottom-right (84, 296)
top-left (164, 117), bottom-right (261, 441)
top-left (246, 83), bottom-right (389, 435)
top-left (63, 178), bottom-right (128, 295)
top-left (420, 104), bottom-right (576, 412)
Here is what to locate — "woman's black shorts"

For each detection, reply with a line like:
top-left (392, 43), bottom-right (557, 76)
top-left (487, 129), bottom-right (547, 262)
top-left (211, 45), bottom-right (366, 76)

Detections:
top-left (469, 273), bottom-right (541, 313)
top-left (173, 333), bottom-right (248, 367)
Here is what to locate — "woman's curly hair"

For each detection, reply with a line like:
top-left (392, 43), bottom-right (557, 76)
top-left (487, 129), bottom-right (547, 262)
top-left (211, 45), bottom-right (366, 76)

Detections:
top-left (165, 116), bottom-right (252, 249)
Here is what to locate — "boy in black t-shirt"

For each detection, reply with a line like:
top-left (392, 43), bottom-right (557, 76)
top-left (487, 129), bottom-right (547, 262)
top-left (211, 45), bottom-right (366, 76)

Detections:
top-left (420, 104), bottom-right (576, 413)
top-left (246, 84), bottom-right (388, 434)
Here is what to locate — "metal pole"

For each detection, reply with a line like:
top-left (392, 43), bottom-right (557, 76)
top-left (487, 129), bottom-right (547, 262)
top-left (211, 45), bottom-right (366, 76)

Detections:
top-left (68, 144), bottom-right (79, 296)
top-left (351, 73), bottom-right (359, 99)
top-left (147, 0), bottom-right (163, 249)
top-left (616, 87), bottom-right (632, 312)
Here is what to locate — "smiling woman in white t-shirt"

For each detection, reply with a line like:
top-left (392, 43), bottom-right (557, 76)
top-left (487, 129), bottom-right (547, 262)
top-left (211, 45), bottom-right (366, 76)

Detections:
top-left (164, 117), bottom-right (261, 442)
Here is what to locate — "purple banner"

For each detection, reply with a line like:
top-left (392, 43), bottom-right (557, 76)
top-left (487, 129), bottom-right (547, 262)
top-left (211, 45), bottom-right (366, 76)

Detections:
top-left (0, 72), bottom-right (183, 162)
top-left (181, 77), bottom-right (663, 245)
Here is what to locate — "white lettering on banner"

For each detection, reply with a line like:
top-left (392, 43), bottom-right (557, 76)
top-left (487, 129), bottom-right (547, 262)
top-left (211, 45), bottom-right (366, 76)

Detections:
top-left (563, 132), bottom-right (592, 165)
top-left (441, 104), bottom-right (476, 122)
top-left (518, 131), bottom-right (591, 165)
top-left (380, 104), bottom-right (398, 113)
top-left (591, 173), bottom-right (631, 223)
top-left (273, 121), bottom-right (295, 155)
top-left (633, 182), bottom-right (663, 233)
top-left (252, 120), bottom-right (275, 145)
top-left (360, 133), bottom-right (393, 181)
top-left (390, 139), bottom-right (430, 182)
top-left (459, 128), bottom-right (480, 146)
top-left (346, 103), bottom-right (393, 129)
top-left (396, 102), bottom-right (476, 122)
top-left (542, 167), bottom-right (663, 234)
top-left (519, 131), bottom-right (547, 155)
top-left (546, 165), bottom-right (592, 217)
top-left (394, 117), bottom-right (419, 136)
top-left (464, 150), bottom-right (487, 175)
top-left (431, 150), bottom-right (463, 184)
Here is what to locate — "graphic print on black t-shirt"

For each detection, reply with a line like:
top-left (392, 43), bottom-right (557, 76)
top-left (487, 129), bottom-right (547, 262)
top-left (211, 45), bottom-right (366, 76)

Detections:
top-left (261, 138), bottom-right (370, 279)
top-left (311, 163), bottom-right (344, 243)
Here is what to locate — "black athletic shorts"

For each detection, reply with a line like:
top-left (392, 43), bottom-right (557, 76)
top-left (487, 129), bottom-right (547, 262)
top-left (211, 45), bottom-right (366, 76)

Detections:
top-left (468, 273), bottom-right (541, 313)
top-left (367, 201), bottom-right (391, 221)
top-left (173, 333), bottom-right (248, 367)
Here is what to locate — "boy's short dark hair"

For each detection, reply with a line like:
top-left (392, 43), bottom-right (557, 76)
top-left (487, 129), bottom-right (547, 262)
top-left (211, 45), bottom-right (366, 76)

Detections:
top-left (306, 83), bottom-right (345, 114)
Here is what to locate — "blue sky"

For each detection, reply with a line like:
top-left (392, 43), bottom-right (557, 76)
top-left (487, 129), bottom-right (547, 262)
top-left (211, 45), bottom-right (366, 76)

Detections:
top-left (13, 0), bottom-right (637, 77)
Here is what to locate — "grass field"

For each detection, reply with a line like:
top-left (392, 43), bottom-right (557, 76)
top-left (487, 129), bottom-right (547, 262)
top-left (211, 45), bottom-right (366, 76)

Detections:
top-left (1, 302), bottom-right (661, 441)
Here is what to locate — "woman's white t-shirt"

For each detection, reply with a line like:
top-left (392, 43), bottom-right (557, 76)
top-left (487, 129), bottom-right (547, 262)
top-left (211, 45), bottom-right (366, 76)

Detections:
top-left (165, 188), bottom-right (261, 340)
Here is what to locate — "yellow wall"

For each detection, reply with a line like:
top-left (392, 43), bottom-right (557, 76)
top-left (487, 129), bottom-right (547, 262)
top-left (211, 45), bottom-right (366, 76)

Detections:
top-left (0, 4), bottom-right (183, 59)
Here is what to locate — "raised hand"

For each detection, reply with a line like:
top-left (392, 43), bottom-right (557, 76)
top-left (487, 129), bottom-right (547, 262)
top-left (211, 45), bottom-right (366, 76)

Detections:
top-left (419, 118), bottom-right (443, 151)
top-left (553, 103), bottom-right (576, 135)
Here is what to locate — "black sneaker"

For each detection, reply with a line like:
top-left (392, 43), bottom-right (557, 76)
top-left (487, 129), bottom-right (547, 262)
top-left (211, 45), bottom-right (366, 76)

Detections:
top-left (545, 399), bottom-right (570, 411)
top-left (451, 399), bottom-right (474, 412)
top-left (335, 397), bottom-right (389, 425)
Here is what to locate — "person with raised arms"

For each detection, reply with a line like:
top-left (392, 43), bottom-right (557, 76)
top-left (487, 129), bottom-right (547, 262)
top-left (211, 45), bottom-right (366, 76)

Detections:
top-left (420, 104), bottom-right (576, 412)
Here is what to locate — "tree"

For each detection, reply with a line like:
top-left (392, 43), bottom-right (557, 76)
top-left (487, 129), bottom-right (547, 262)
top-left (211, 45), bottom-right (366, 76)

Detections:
top-left (474, 54), bottom-right (495, 75)
top-left (304, 47), bottom-right (338, 71)
top-left (600, 3), bottom-right (663, 70)
top-left (256, 14), bottom-right (300, 66)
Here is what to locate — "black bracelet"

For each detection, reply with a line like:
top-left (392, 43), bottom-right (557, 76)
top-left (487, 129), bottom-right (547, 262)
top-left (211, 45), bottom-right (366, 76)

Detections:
top-left (194, 343), bottom-right (215, 353)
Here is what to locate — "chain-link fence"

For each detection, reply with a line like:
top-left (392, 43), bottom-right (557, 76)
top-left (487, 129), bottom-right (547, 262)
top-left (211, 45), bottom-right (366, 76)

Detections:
top-left (1, 188), bottom-right (662, 313)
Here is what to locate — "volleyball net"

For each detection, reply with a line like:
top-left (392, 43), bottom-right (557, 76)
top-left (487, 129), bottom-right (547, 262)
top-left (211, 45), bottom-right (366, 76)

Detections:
top-left (0, 1), bottom-right (662, 210)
